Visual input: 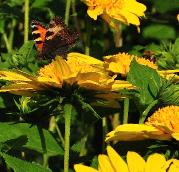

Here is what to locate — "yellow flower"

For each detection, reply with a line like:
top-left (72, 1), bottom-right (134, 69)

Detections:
top-left (158, 70), bottom-right (179, 81)
top-left (74, 145), bottom-right (170, 172)
top-left (0, 55), bottom-right (133, 96)
top-left (177, 14), bottom-right (179, 22)
top-left (83, 0), bottom-right (146, 30)
top-left (104, 52), bottom-right (157, 76)
top-left (106, 106), bottom-right (179, 142)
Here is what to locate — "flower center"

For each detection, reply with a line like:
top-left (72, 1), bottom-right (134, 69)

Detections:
top-left (145, 106), bottom-right (179, 132)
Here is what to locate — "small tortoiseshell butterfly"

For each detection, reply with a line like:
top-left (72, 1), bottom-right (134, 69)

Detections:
top-left (31, 16), bottom-right (78, 59)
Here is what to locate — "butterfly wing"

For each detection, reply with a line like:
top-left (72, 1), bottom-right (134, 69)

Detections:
top-left (42, 17), bottom-right (78, 58)
top-left (31, 20), bottom-right (47, 53)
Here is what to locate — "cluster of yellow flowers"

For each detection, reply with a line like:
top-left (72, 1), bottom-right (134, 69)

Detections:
top-left (0, 0), bottom-right (179, 171)
top-left (75, 145), bottom-right (179, 172)
top-left (0, 51), bottom-right (157, 96)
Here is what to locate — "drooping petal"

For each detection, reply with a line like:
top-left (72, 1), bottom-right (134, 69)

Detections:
top-left (105, 124), bottom-right (170, 142)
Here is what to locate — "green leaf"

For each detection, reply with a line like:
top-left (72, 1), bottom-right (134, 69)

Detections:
top-left (1, 136), bottom-right (28, 152)
top-left (11, 41), bottom-right (36, 65)
top-left (0, 20), bottom-right (4, 33)
top-left (0, 122), bottom-right (63, 156)
top-left (152, 0), bottom-right (179, 13)
top-left (159, 80), bottom-right (179, 105)
top-left (1, 153), bottom-right (52, 172)
top-left (127, 60), bottom-right (161, 106)
top-left (142, 24), bottom-right (176, 40)
top-left (31, 0), bottom-right (52, 8)
top-left (71, 136), bottom-right (87, 153)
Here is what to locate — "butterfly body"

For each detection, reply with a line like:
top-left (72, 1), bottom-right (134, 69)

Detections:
top-left (31, 17), bottom-right (78, 59)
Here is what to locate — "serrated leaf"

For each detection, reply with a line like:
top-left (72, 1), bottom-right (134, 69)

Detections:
top-left (127, 60), bottom-right (161, 106)
top-left (1, 153), bottom-right (52, 172)
top-left (142, 24), bottom-right (176, 40)
top-left (11, 41), bottom-right (36, 65)
top-left (0, 122), bottom-right (63, 156)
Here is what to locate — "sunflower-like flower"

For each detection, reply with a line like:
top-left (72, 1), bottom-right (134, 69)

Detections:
top-left (82, 0), bottom-right (146, 30)
top-left (104, 52), bottom-right (157, 77)
top-left (74, 145), bottom-right (177, 172)
top-left (0, 54), bottom-right (133, 96)
top-left (106, 106), bottom-right (179, 142)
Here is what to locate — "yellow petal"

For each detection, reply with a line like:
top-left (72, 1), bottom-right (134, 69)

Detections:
top-left (74, 164), bottom-right (98, 172)
top-left (67, 52), bottom-right (103, 65)
top-left (127, 151), bottom-right (145, 172)
top-left (166, 159), bottom-right (179, 172)
top-left (145, 153), bottom-right (166, 172)
top-left (98, 154), bottom-right (115, 172)
top-left (87, 6), bottom-right (103, 20)
top-left (124, 0), bottom-right (147, 16)
top-left (114, 10), bottom-right (140, 26)
top-left (177, 14), bottom-right (179, 22)
top-left (107, 146), bottom-right (128, 172)
top-left (0, 70), bottom-right (35, 82)
top-left (105, 124), bottom-right (170, 142)
top-left (111, 80), bottom-right (135, 91)
top-left (171, 133), bottom-right (179, 140)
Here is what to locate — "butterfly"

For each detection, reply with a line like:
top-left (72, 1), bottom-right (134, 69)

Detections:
top-left (31, 16), bottom-right (78, 59)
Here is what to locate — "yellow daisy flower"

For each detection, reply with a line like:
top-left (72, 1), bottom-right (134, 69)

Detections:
top-left (74, 145), bottom-right (171, 172)
top-left (104, 52), bottom-right (157, 77)
top-left (106, 106), bottom-right (179, 142)
top-left (0, 55), bottom-right (133, 96)
top-left (82, 0), bottom-right (146, 30)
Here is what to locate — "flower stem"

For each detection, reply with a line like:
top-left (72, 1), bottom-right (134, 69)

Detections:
top-left (139, 99), bottom-right (159, 124)
top-left (64, 104), bottom-right (72, 172)
top-left (102, 117), bottom-right (107, 151)
top-left (65, 0), bottom-right (71, 25)
top-left (2, 33), bottom-right (11, 53)
top-left (24, 0), bottom-right (29, 43)
top-left (123, 98), bottom-right (129, 124)
top-left (8, 19), bottom-right (16, 51)
top-left (55, 121), bottom-right (65, 147)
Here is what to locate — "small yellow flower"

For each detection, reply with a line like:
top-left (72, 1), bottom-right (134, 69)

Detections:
top-left (104, 52), bottom-right (157, 76)
top-left (74, 146), bottom-right (170, 172)
top-left (106, 106), bottom-right (179, 142)
top-left (0, 55), bottom-right (133, 96)
top-left (82, 0), bottom-right (146, 30)
top-left (177, 14), bottom-right (179, 22)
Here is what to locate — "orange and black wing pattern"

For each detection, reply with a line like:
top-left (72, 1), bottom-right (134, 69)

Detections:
top-left (31, 17), bottom-right (78, 59)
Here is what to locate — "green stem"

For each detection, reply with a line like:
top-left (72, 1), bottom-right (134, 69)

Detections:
top-left (85, 19), bottom-right (91, 55)
top-left (139, 99), bottom-right (159, 124)
top-left (102, 117), bottom-right (107, 152)
top-left (8, 19), bottom-right (16, 51)
top-left (64, 104), bottom-right (72, 172)
top-left (43, 154), bottom-right (49, 167)
top-left (123, 98), bottom-right (129, 124)
top-left (24, 0), bottom-right (29, 43)
top-left (55, 122), bottom-right (65, 147)
top-left (65, 0), bottom-right (71, 25)
top-left (2, 33), bottom-right (11, 53)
